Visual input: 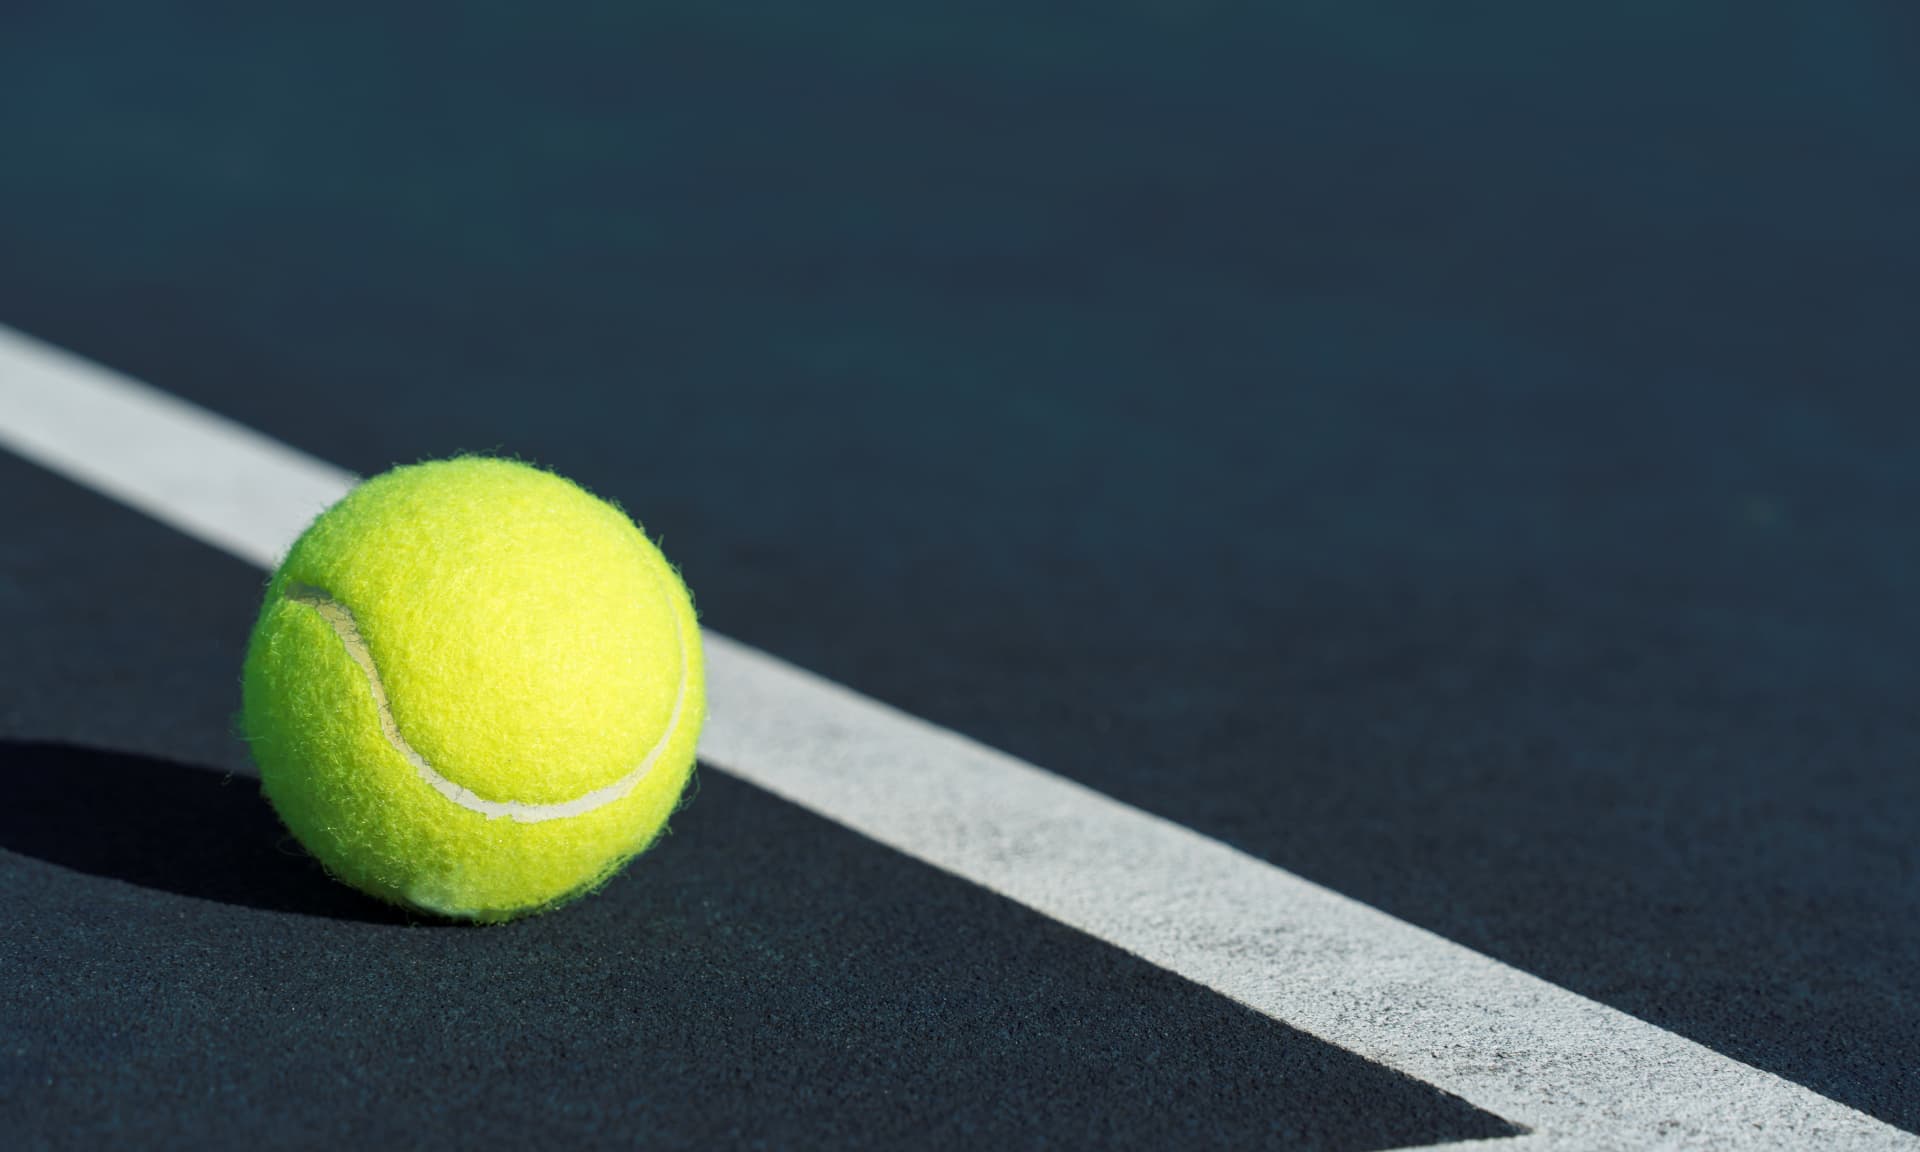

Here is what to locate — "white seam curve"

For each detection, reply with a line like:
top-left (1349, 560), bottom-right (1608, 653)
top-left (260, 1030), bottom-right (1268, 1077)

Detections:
top-left (284, 579), bottom-right (691, 824)
top-left (6, 323), bottom-right (1919, 1149)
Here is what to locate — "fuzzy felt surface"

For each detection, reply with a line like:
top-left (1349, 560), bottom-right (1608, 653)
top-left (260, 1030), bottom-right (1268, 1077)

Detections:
top-left (241, 457), bottom-right (705, 920)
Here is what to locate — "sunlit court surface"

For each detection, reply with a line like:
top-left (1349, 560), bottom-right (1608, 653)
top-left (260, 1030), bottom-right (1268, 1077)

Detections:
top-left (3, 5), bottom-right (1918, 1150)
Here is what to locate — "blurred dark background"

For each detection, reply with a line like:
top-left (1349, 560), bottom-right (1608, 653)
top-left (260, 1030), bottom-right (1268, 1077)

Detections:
top-left (1, 0), bottom-right (1917, 1139)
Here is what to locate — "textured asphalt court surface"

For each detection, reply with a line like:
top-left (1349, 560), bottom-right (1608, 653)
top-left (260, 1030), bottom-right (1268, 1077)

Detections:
top-left (3, 3), bottom-right (1919, 1149)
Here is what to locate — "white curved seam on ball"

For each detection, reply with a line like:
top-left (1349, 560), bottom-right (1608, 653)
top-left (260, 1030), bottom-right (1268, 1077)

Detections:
top-left (283, 579), bottom-right (692, 824)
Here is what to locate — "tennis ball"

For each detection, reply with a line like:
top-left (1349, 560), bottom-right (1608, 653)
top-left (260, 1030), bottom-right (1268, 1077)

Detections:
top-left (241, 456), bottom-right (704, 921)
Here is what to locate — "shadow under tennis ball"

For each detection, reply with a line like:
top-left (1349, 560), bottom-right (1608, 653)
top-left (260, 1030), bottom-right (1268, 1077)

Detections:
top-left (0, 739), bottom-right (419, 924)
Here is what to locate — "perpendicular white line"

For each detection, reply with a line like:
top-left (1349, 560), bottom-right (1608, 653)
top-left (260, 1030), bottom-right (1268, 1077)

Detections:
top-left (1, 322), bottom-right (1913, 1152)
top-left (701, 638), bottom-right (1912, 1152)
top-left (1414, 1138), bottom-right (1552, 1152)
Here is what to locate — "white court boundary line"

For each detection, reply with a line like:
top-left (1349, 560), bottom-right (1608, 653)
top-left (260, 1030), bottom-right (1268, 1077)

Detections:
top-left (1, 323), bottom-right (1913, 1152)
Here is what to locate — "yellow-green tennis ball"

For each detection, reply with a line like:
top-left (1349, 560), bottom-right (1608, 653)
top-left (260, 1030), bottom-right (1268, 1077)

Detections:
top-left (241, 456), bottom-right (704, 922)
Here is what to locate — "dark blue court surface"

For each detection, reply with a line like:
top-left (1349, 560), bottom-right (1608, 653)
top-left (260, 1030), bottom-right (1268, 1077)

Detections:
top-left (2, 2), bottom-right (1917, 1148)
